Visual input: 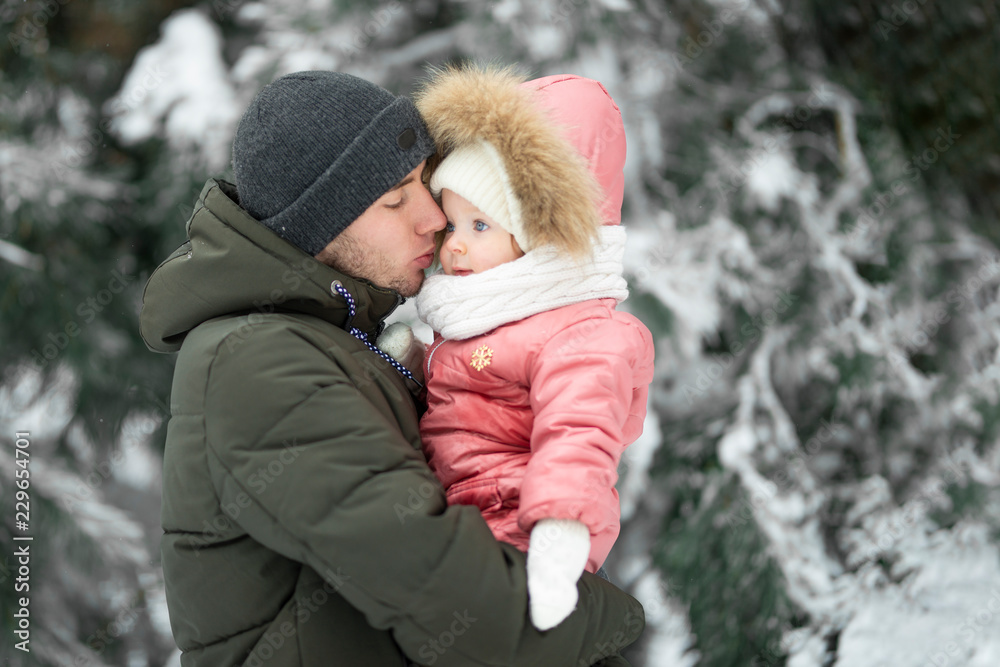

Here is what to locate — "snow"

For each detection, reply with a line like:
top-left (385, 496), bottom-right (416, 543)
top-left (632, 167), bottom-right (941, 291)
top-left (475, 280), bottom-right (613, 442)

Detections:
top-left (35, 3), bottom-right (1000, 666)
top-left (834, 523), bottom-right (1000, 667)
top-left (0, 365), bottom-right (76, 443)
top-left (745, 148), bottom-right (801, 213)
top-left (597, 0), bottom-right (633, 11)
top-left (631, 568), bottom-right (701, 667)
top-left (492, 0), bottom-right (521, 23)
top-left (386, 296), bottom-right (434, 345)
top-left (717, 421), bottom-right (756, 471)
top-left (231, 45), bottom-right (278, 84)
top-left (114, 414), bottom-right (164, 491)
top-left (525, 24), bottom-right (567, 62)
top-left (107, 8), bottom-right (240, 171)
top-left (623, 211), bottom-right (760, 358)
top-left (1, 136), bottom-right (119, 214)
top-left (619, 410), bottom-right (662, 521)
top-left (280, 49), bottom-right (340, 76)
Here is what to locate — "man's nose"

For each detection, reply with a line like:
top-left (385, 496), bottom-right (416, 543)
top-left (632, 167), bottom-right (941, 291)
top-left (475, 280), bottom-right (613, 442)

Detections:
top-left (413, 187), bottom-right (447, 235)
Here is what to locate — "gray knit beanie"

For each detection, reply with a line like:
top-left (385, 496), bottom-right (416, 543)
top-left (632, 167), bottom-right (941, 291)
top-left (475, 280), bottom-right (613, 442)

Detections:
top-left (232, 71), bottom-right (435, 256)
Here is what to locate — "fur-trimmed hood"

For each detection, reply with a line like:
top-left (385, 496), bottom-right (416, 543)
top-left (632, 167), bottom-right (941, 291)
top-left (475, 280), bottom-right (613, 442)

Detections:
top-left (521, 73), bottom-right (626, 228)
top-left (415, 65), bottom-right (626, 257)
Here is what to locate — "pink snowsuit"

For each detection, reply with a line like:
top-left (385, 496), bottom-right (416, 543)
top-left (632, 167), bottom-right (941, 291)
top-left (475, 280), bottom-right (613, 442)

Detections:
top-left (419, 75), bottom-right (655, 573)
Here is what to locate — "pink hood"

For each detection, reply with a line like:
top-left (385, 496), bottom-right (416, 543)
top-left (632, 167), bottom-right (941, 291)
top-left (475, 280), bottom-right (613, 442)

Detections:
top-left (520, 75), bottom-right (627, 227)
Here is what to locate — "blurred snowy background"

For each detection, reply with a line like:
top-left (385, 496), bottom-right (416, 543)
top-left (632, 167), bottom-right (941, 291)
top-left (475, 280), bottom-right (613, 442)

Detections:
top-left (2, 0), bottom-right (1000, 665)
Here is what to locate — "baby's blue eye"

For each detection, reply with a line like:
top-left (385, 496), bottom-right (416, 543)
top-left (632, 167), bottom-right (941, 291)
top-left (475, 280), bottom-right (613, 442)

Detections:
top-left (445, 221), bottom-right (455, 233)
top-left (474, 220), bottom-right (489, 232)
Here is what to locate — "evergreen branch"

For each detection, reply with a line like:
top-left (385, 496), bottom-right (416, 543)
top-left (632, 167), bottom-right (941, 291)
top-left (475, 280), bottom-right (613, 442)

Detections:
top-left (0, 238), bottom-right (45, 271)
top-left (364, 26), bottom-right (462, 70)
top-left (720, 329), bottom-right (856, 626)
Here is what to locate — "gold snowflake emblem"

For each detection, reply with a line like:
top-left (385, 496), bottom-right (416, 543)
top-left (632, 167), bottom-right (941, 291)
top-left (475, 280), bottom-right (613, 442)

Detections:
top-left (470, 345), bottom-right (494, 371)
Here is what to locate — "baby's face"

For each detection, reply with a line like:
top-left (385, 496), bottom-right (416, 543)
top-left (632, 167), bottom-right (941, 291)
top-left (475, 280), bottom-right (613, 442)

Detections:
top-left (439, 189), bottom-right (523, 276)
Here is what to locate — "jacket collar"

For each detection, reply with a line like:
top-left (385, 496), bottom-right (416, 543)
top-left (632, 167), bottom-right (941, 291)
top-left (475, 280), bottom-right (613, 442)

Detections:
top-left (140, 179), bottom-right (403, 353)
top-left (210, 181), bottom-right (403, 330)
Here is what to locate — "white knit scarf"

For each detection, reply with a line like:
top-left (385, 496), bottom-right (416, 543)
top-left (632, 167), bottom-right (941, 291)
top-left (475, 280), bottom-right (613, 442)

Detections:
top-left (415, 225), bottom-right (629, 340)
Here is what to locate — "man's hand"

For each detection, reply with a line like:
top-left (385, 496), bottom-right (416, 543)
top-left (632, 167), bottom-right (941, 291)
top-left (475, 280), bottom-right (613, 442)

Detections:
top-left (527, 518), bottom-right (591, 631)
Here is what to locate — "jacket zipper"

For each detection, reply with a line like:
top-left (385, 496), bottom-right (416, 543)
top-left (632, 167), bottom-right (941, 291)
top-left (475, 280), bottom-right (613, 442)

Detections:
top-left (424, 337), bottom-right (447, 377)
top-left (375, 292), bottom-right (405, 339)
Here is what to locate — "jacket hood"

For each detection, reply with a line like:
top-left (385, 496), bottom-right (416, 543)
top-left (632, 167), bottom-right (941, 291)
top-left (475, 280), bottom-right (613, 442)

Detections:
top-left (139, 179), bottom-right (401, 353)
top-left (415, 64), bottom-right (603, 257)
top-left (520, 74), bottom-right (626, 227)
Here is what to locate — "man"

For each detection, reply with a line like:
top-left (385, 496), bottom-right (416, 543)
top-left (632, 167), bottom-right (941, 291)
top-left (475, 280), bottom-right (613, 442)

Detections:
top-left (139, 71), bottom-right (644, 666)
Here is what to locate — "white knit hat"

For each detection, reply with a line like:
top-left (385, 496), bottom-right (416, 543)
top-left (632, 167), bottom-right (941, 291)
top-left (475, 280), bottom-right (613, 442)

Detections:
top-left (429, 140), bottom-right (529, 251)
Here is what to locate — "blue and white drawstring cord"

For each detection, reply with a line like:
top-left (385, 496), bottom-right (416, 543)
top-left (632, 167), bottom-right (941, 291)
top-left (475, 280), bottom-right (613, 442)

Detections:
top-left (333, 282), bottom-right (422, 388)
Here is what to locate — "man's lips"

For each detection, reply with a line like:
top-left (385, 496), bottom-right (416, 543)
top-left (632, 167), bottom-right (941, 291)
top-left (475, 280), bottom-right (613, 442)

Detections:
top-left (415, 251), bottom-right (435, 269)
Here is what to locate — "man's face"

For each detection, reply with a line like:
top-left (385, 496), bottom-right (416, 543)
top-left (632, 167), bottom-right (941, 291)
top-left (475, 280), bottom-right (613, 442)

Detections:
top-left (315, 161), bottom-right (445, 297)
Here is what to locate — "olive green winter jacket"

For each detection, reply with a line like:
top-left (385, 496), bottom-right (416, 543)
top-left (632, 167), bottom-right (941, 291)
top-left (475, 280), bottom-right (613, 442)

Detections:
top-left (139, 179), bottom-right (644, 667)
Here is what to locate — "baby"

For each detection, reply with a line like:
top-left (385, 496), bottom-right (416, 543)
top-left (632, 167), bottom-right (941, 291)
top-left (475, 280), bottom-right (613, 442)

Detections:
top-left (412, 65), bottom-right (655, 631)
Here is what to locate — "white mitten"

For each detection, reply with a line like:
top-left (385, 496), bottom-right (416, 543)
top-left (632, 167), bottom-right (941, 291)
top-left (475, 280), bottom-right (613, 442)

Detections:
top-left (526, 518), bottom-right (591, 631)
top-left (375, 322), bottom-right (425, 384)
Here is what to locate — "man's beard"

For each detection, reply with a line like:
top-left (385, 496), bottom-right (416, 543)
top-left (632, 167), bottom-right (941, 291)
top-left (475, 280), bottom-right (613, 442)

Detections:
top-left (316, 232), bottom-right (424, 297)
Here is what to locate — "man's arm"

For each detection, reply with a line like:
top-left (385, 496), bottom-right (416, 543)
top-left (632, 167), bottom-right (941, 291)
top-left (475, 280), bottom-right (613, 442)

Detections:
top-left (202, 323), bottom-right (643, 666)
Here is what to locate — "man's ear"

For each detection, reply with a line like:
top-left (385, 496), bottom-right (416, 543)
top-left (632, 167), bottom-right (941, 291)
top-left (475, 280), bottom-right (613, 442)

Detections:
top-left (422, 152), bottom-right (444, 189)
